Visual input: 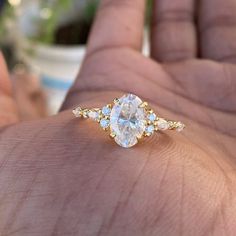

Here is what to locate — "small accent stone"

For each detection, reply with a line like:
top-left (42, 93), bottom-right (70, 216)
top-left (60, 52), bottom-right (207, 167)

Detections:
top-left (100, 118), bottom-right (110, 129)
top-left (102, 106), bottom-right (111, 116)
top-left (147, 113), bottom-right (156, 122)
top-left (73, 107), bottom-right (82, 117)
top-left (88, 110), bottom-right (99, 121)
top-left (176, 122), bottom-right (185, 132)
top-left (146, 125), bottom-right (155, 135)
top-left (157, 118), bottom-right (169, 130)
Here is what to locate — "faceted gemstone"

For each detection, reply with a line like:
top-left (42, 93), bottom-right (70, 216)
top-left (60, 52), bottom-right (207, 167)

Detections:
top-left (146, 125), bottom-right (155, 136)
top-left (102, 106), bottom-right (111, 116)
top-left (100, 118), bottom-right (110, 129)
top-left (176, 122), bottom-right (185, 132)
top-left (88, 110), bottom-right (99, 120)
top-left (73, 107), bottom-right (82, 117)
top-left (110, 94), bottom-right (146, 148)
top-left (147, 113), bottom-right (156, 122)
top-left (157, 118), bottom-right (169, 130)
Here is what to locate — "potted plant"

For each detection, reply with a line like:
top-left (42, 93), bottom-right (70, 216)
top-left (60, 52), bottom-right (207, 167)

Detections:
top-left (0, 0), bottom-right (99, 113)
top-left (0, 0), bottom-right (151, 113)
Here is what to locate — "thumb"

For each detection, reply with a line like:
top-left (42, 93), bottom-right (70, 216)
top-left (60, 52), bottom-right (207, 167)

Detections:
top-left (0, 52), bottom-right (19, 127)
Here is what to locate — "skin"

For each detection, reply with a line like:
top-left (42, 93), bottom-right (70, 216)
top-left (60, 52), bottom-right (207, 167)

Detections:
top-left (1, 0), bottom-right (236, 235)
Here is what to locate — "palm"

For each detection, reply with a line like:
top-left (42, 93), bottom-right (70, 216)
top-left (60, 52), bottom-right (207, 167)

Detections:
top-left (1, 0), bottom-right (236, 235)
top-left (60, 47), bottom-right (236, 234)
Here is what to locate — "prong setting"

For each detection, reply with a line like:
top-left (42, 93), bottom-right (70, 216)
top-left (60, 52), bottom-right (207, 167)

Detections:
top-left (113, 98), bottom-right (120, 105)
top-left (110, 132), bottom-right (116, 139)
top-left (139, 101), bottom-right (148, 108)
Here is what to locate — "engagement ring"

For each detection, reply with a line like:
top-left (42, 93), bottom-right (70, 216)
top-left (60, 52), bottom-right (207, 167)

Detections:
top-left (73, 94), bottom-right (185, 148)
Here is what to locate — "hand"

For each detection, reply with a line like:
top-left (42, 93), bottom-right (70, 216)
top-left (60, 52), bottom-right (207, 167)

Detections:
top-left (1, 0), bottom-right (236, 235)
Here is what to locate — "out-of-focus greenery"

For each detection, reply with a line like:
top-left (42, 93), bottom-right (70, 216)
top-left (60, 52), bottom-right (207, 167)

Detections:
top-left (0, 0), bottom-right (99, 45)
top-left (33, 0), bottom-right (99, 44)
top-left (83, 0), bottom-right (99, 24)
top-left (146, 0), bottom-right (153, 25)
top-left (0, 3), bottom-right (15, 43)
top-left (33, 0), bottom-right (72, 44)
top-left (0, 0), bottom-right (153, 46)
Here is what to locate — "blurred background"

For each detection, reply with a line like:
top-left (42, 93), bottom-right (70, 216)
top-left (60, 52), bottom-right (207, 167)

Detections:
top-left (0, 0), bottom-right (151, 120)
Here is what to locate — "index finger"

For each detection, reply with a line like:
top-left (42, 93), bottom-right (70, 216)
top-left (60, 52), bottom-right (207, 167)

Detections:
top-left (61, 0), bottom-right (146, 110)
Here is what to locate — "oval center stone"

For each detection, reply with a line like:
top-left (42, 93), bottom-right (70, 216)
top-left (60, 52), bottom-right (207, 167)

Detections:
top-left (110, 94), bottom-right (146, 148)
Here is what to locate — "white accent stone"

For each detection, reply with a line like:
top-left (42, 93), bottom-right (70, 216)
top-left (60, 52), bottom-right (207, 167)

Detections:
top-left (102, 106), bottom-right (111, 116)
top-left (73, 107), bottom-right (82, 117)
top-left (100, 118), bottom-right (110, 129)
top-left (146, 125), bottom-right (155, 135)
top-left (88, 110), bottom-right (99, 120)
top-left (110, 94), bottom-right (146, 148)
top-left (147, 113), bottom-right (156, 122)
top-left (157, 118), bottom-right (169, 130)
top-left (176, 122), bottom-right (185, 132)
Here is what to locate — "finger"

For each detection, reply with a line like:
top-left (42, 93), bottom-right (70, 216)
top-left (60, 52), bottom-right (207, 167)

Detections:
top-left (199, 0), bottom-right (236, 62)
top-left (0, 53), bottom-right (19, 127)
top-left (61, 0), bottom-right (146, 110)
top-left (86, 0), bottom-right (146, 55)
top-left (151, 0), bottom-right (197, 62)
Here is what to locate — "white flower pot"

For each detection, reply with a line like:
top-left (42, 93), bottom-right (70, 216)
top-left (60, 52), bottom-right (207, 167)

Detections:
top-left (20, 42), bottom-right (86, 114)
top-left (16, 0), bottom-right (87, 114)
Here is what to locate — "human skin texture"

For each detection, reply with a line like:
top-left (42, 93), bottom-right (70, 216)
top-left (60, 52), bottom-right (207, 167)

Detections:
top-left (1, 0), bottom-right (236, 235)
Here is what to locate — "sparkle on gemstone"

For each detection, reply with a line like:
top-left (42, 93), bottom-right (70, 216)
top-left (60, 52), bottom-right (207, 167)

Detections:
top-left (102, 106), bottom-right (111, 116)
top-left (176, 122), bottom-right (185, 132)
top-left (100, 118), bottom-right (110, 129)
top-left (146, 125), bottom-right (155, 135)
top-left (73, 107), bottom-right (82, 117)
top-left (157, 118), bottom-right (169, 130)
top-left (148, 113), bottom-right (156, 122)
top-left (88, 110), bottom-right (99, 121)
top-left (110, 94), bottom-right (146, 148)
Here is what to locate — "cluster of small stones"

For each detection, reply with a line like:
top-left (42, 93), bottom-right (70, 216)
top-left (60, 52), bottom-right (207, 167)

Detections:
top-left (144, 110), bottom-right (185, 137)
top-left (72, 105), bottom-right (112, 130)
top-left (144, 106), bottom-right (185, 137)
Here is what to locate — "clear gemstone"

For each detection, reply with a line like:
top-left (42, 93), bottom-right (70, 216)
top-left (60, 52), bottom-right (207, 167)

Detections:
top-left (88, 110), bottom-right (99, 120)
top-left (110, 94), bottom-right (146, 148)
top-left (146, 125), bottom-right (155, 135)
top-left (73, 107), bottom-right (82, 117)
top-left (147, 113), bottom-right (156, 122)
top-left (157, 118), bottom-right (169, 130)
top-left (100, 118), bottom-right (110, 129)
top-left (102, 106), bottom-right (111, 116)
top-left (176, 122), bottom-right (185, 132)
